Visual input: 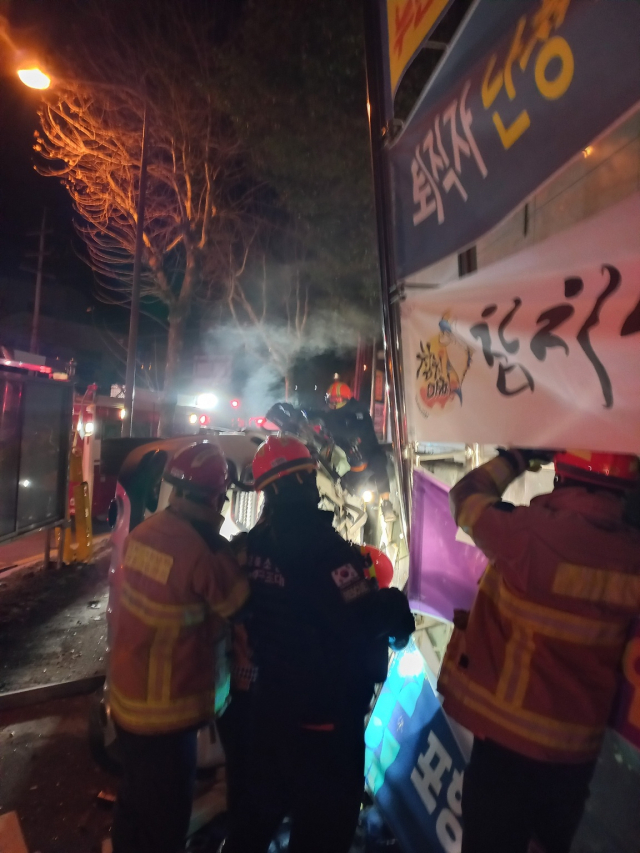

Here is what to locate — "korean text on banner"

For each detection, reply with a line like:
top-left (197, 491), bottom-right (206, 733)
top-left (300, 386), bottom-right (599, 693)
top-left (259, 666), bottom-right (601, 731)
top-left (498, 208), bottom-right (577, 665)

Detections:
top-left (409, 469), bottom-right (486, 622)
top-left (390, 0), bottom-right (640, 277)
top-left (401, 193), bottom-right (640, 452)
top-left (365, 639), bottom-right (468, 853)
top-left (380, 0), bottom-right (452, 110)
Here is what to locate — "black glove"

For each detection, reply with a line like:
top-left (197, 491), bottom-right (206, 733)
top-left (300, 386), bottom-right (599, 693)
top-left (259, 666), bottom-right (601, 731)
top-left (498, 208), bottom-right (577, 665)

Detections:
top-left (497, 447), bottom-right (557, 472)
top-left (379, 587), bottom-right (415, 648)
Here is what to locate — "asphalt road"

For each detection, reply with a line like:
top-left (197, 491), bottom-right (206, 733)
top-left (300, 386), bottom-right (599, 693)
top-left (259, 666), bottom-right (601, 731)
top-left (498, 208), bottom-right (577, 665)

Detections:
top-left (0, 694), bottom-right (114, 853)
top-left (0, 547), bottom-right (110, 696)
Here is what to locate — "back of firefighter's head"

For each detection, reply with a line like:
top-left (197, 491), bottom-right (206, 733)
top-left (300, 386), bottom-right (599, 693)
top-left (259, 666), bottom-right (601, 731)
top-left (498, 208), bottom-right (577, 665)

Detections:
top-left (163, 441), bottom-right (229, 511)
top-left (252, 434), bottom-right (319, 506)
top-left (554, 450), bottom-right (639, 495)
top-left (326, 381), bottom-right (352, 410)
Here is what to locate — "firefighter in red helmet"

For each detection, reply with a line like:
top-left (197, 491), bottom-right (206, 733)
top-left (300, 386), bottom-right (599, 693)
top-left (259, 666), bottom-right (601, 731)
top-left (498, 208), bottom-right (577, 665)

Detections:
top-left (223, 435), bottom-right (415, 853)
top-left (109, 441), bottom-right (249, 853)
top-left (320, 381), bottom-right (394, 518)
top-left (438, 447), bottom-right (640, 853)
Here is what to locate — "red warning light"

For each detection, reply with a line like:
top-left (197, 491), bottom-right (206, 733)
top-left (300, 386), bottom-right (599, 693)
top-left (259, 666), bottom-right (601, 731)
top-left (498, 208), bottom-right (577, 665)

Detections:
top-left (230, 399), bottom-right (240, 409)
top-left (255, 417), bottom-right (265, 427)
top-left (199, 414), bottom-right (210, 426)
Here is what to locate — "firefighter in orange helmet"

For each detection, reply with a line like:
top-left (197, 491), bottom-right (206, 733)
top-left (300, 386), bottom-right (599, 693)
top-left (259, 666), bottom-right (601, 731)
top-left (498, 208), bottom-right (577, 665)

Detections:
top-left (439, 448), bottom-right (640, 853)
top-left (322, 381), bottom-right (394, 518)
top-left (109, 441), bottom-right (249, 853)
top-left (223, 435), bottom-right (414, 853)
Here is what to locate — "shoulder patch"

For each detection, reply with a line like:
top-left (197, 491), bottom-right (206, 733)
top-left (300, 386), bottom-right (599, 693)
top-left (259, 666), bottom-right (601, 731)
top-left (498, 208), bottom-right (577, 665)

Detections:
top-left (331, 564), bottom-right (360, 589)
top-left (124, 540), bottom-right (173, 584)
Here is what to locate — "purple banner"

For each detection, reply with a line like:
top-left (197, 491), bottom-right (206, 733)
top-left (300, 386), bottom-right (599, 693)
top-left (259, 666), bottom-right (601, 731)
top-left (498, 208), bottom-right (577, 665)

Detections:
top-left (408, 468), bottom-right (486, 622)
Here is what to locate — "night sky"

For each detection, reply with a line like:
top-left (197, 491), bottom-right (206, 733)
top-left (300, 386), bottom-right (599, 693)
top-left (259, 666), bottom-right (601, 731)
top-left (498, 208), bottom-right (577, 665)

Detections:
top-left (0, 0), bottom-right (87, 289)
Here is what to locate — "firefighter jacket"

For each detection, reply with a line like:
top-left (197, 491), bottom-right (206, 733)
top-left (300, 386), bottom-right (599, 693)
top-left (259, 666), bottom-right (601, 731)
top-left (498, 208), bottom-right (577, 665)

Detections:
top-left (244, 502), bottom-right (414, 726)
top-left (109, 505), bottom-right (250, 735)
top-left (438, 452), bottom-right (640, 764)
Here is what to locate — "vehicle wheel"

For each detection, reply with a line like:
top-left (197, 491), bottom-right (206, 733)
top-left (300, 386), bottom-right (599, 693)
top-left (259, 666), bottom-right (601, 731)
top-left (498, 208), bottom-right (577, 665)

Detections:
top-left (88, 689), bottom-right (123, 776)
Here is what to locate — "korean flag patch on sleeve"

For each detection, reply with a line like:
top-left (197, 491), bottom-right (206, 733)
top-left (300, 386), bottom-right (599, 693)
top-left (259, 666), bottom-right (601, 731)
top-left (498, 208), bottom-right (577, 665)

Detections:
top-left (331, 564), bottom-right (360, 589)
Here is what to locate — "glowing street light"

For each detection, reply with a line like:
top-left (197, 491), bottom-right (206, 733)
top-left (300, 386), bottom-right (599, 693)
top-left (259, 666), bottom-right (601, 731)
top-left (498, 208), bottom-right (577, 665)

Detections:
top-left (17, 67), bottom-right (51, 90)
top-left (16, 62), bottom-right (149, 438)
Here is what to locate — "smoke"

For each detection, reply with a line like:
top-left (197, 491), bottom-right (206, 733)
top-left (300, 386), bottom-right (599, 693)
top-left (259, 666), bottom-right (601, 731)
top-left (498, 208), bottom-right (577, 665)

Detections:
top-left (204, 305), bottom-right (379, 419)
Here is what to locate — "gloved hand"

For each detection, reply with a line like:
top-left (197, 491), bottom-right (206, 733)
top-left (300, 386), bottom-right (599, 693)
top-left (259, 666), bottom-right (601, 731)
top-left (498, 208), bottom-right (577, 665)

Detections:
top-left (379, 587), bottom-right (415, 648)
top-left (515, 448), bottom-right (558, 471)
top-left (497, 447), bottom-right (557, 472)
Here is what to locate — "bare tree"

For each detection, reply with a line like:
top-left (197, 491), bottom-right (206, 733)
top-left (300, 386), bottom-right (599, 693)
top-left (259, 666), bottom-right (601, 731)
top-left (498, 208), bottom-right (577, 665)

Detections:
top-left (34, 0), bottom-right (250, 433)
top-left (227, 250), bottom-right (310, 400)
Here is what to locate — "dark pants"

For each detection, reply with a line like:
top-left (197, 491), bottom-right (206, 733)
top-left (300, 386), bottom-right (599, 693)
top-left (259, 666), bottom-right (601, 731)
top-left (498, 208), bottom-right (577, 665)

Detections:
top-left (112, 723), bottom-right (197, 853)
top-left (223, 705), bottom-right (366, 853)
top-left (216, 691), bottom-right (252, 821)
top-left (461, 738), bottom-right (595, 853)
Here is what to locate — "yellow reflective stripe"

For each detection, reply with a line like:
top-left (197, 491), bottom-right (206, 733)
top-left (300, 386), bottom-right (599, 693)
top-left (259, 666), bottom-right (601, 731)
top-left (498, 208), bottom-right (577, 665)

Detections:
top-left (482, 566), bottom-right (626, 646)
top-left (212, 577), bottom-right (250, 620)
top-left (441, 662), bottom-right (603, 754)
top-left (121, 581), bottom-right (206, 628)
top-left (110, 684), bottom-right (215, 728)
top-left (125, 539), bottom-right (173, 584)
top-left (496, 625), bottom-right (536, 709)
top-left (552, 563), bottom-right (640, 608)
top-left (148, 627), bottom-right (179, 703)
top-left (457, 493), bottom-right (499, 535)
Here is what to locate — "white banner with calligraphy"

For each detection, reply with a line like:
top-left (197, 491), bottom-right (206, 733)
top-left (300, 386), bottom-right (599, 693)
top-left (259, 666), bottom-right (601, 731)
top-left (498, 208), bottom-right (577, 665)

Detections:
top-left (401, 192), bottom-right (640, 452)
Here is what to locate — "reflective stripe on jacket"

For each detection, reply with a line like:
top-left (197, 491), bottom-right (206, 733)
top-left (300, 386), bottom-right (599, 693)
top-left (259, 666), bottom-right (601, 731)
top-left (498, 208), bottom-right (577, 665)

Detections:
top-left (438, 453), bottom-right (640, 763)
top-left (109, 508), bottom-right (249, 734)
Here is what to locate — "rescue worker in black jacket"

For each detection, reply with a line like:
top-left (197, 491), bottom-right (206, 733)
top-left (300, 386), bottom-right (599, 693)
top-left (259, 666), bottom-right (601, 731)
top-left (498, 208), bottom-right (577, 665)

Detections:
top-left (222, 435), bottom-right (415, 853)
top-left (312, 381), bottom-right (395, 522)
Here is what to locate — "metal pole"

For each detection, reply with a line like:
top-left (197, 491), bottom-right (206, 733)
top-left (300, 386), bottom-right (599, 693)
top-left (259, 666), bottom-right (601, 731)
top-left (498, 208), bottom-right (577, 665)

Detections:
top-left (30, 208), bottom-right (47, 354)
top-left (122, 102), bottom-right (149, 438)
top-left (363, 0), bottom-right (412, 541)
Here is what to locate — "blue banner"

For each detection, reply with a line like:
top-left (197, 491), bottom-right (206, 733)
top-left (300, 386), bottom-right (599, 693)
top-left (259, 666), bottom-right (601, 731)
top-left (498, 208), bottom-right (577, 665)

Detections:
top-left (365, 640), bottom-right (468, 853)
top-left (390, 0), bottom-right (640, 278)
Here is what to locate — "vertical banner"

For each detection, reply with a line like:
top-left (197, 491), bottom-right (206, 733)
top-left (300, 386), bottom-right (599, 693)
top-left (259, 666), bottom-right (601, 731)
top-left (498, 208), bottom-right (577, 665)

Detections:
top-left (378, 0), bottom-right (453, 118)
top-left (389, 0), bottom-right (640, 277)
top-left (365, 640), bottom-right (467, 853)
top-left (408, 468), bottom-right (486, 621)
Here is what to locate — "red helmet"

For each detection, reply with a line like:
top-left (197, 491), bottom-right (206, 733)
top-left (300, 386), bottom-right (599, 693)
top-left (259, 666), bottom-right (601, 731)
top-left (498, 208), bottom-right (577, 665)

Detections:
top-left (163, 441), bottom-right (229, 500)
top-left (326, 381), bottom-right (352, 409)
top-left (554, 450), bottom-right (639, 491)
top-left (360, 545), bottom-right (394, 589)
top-left (252, 435), bottom-right (317, 490)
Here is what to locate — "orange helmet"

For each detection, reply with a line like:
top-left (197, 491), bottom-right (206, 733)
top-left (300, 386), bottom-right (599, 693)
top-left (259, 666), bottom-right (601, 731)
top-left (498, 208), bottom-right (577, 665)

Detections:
top-left (163, 441), bottom-right (229, 500)
top-left (326, 381), bottom-right (353, 409)
top-left (252, 435), bottom-right (317, 491)
top-left (554, 450), bottom-right (639, 491)
top-left (361, 545), bottom-right (394, 588)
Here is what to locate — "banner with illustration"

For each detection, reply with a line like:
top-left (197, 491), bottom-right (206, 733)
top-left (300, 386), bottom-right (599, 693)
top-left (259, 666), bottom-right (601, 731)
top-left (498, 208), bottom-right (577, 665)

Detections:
top-left (377, 0), bottom-right (453, 117)
top-left (401, 192), bottom-right (640, 452)
top-left (389, 0), bottom-right (640, 277)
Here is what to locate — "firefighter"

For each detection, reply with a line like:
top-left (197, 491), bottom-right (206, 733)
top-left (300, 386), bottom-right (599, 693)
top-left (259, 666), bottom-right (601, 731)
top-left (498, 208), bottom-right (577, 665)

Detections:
top-left (438, 448), bottom-right (640, 853)
top-left (222, 435), bottom-right (415, 853)
top-left (319, 381), bottom-right (394, 519)
top-left (109, 441), bottom-right (250, 853)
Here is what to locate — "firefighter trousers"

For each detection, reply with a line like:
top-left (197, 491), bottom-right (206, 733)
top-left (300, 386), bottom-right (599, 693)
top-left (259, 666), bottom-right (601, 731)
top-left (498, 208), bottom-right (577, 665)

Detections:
top-left (111, 723), bottom-right (198, 853)
top-left (461, 737), bottom-right (595, 853)
top-left (223, 705), bottom-right (365, 853)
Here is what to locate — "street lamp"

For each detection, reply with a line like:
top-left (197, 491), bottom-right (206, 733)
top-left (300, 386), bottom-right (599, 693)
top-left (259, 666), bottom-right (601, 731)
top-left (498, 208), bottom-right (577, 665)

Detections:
top-left (17, 67), bottom-right (51, 90)
top-left (18, 65), bottom-right (148, 439)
